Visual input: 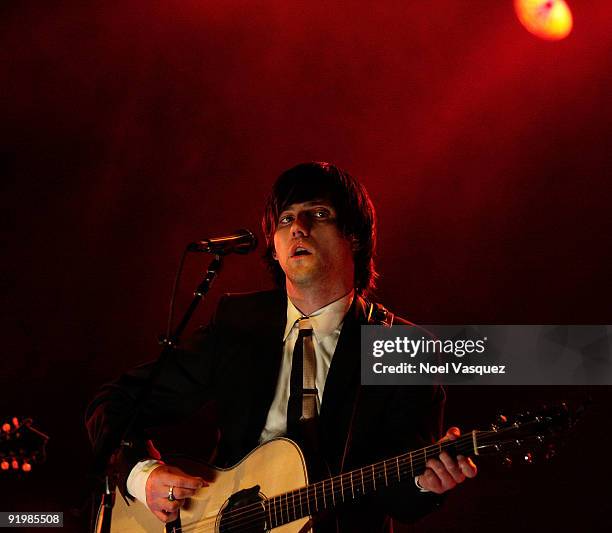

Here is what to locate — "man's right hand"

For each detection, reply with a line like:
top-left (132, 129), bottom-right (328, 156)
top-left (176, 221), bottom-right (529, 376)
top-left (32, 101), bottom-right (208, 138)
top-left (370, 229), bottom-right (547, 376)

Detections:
top-left (145, 465), bottom-right (208, 523)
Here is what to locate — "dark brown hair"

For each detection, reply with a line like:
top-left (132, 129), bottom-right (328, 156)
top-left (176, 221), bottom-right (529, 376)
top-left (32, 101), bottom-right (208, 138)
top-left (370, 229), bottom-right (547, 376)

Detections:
top-left (262, 162), bottom-right (378, 296)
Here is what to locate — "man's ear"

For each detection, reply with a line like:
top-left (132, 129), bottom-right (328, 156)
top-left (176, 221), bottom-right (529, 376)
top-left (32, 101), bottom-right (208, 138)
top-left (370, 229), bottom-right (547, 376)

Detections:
top-left (272, 249), bottom-right (278, 260)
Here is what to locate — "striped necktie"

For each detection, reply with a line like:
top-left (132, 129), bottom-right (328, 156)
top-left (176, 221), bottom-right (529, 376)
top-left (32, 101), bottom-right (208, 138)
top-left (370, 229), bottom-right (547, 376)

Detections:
top-left (287, 317), bottom-right (318, 437)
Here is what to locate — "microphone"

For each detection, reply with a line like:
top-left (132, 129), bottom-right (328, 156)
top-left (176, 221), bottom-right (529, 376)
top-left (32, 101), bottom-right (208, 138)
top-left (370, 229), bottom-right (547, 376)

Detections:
top-left (187, 229), bottom-right (257, 255)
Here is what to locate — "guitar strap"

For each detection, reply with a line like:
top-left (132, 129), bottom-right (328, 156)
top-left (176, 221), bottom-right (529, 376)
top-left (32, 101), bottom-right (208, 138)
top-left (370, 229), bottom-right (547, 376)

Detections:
top-left (366, 301), bottom-right (395, 328)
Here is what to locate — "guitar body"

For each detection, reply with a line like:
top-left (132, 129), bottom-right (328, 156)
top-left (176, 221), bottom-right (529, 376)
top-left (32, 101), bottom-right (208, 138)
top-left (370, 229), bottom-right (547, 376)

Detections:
top-left (105, 438), bottom-right (310, 533)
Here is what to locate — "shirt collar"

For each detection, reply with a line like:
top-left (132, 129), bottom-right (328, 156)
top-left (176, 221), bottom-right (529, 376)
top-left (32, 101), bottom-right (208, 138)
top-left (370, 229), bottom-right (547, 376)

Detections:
top-left (283, 290), bottom-right (355, 342)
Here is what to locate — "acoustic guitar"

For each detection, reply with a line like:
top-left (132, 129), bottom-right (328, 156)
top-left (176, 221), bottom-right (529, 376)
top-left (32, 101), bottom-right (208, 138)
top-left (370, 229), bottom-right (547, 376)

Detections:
top-left (101, 404), bottom-right (573, 533)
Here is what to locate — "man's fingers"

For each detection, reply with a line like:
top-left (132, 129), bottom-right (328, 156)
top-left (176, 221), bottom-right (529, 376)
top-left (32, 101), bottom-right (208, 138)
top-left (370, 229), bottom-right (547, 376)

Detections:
top-left (154, 498), bottom-right (181, 513)
top-left (439, 452), bottom-right (466, 483)
top-left (151, 466), bottom-right (207, 490)
top-left (150, 480), bottom-right (203, 502)
top-left (445, 426), bottom-right (461, 441)
top-left (152, 511), bottom-right (168, 523)
top-left (419, 465), bottom-right (447, 494)
top-left (150, 497), bottom-right (181, 523)
top-left (417, 443), bottom-right (478, 496)
top-left (426, 458), bottom-right (456, 490)
top-left (437, 426), bottom-right (461, 443)
top-left (147, 465), bottom-right (209, 522)
top-left (457, 455), bottom-right (478, 478)
top-left (418, 468), bottom-right (442, 494)
top-left (164, 485), bottom-right (200, 500)
top-left (163, 475), bottom-right (206, 490)
top-left (152, 510), bottom-right (178, 523)
top-left (150, 485), bottom-right (192, 501)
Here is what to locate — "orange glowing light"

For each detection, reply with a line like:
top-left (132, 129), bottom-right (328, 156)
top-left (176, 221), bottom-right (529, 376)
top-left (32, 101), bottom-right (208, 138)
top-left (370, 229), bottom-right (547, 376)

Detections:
top-left (11, 459), bottom-right (19, 470)
top-left (0, 461), bottom-right (9, 470)
top-left (514, 0), bottom-right (573, 40)
top-left (1, 423), bottom-right (10, 433)
top-left (22, 462), bottom-right (32, 472)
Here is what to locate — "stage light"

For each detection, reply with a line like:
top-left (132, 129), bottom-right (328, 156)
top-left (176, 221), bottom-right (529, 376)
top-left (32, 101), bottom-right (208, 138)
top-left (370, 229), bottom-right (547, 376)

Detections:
top-left (514, 0), bottom-right (573, 41)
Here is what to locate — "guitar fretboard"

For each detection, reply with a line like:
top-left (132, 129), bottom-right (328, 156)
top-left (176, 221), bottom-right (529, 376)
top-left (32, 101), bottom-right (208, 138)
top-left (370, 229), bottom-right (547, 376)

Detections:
top-left (264, 433), bottom-right (476, 529)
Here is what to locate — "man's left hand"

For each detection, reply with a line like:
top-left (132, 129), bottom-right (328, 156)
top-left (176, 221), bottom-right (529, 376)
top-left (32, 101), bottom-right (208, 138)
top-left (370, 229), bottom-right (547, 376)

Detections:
top-left (416, 427), bottom-right (477, 494)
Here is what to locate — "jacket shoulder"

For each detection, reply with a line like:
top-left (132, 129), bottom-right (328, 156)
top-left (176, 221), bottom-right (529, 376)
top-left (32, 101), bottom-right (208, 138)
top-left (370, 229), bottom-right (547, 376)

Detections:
top-left (213, 289), bottom-right (286, 332)
top-left (218, 288), bottom-right (286, 312)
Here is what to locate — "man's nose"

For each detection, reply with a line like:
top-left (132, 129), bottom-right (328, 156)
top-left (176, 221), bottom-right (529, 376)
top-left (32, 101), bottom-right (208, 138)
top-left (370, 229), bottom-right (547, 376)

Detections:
top-left (291, 213), bottom-right (311, 237)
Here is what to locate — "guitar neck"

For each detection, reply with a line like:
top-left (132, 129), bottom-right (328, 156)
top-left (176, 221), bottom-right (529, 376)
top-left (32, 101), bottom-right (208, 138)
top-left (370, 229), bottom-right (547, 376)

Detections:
top-left (266, 433), bottom-right (477, 528)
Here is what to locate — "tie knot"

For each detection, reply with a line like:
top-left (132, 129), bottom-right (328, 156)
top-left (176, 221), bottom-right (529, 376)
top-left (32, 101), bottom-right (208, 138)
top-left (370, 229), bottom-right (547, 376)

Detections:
top-left (297, 317), bottom-right (312, 332)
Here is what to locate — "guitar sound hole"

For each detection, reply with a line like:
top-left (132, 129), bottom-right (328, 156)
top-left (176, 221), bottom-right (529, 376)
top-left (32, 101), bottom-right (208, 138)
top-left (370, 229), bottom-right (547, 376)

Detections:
top-left (218, 485), bottom-right (268, 533)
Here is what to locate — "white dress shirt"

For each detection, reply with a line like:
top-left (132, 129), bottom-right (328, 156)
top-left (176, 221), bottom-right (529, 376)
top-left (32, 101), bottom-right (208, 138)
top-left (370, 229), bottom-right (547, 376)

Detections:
top-left (259, 291), bottom-right (354, 442)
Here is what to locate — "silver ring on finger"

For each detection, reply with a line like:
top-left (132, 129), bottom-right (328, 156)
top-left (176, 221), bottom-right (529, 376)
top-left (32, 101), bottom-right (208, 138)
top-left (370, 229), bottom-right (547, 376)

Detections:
top-left (168, 485), bottom-right (176, 502)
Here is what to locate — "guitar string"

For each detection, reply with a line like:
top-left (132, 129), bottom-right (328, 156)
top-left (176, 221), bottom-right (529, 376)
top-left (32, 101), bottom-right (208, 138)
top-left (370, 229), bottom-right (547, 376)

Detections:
top-left (172, 431), bottom-right (501, 533)
top-left (175, 425), bottom-right (535, 533)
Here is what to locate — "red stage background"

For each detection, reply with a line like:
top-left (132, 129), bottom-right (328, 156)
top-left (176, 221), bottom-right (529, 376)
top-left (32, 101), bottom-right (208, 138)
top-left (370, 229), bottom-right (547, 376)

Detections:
top-left (1, 1), bottom-right (611, 531)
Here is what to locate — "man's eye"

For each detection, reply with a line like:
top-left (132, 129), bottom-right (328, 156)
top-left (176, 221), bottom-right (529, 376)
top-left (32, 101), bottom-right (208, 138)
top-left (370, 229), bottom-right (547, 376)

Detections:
top-left (279, 215), bottom-right (293, 224)
top-left (314, 210), bottom-right (329, 218)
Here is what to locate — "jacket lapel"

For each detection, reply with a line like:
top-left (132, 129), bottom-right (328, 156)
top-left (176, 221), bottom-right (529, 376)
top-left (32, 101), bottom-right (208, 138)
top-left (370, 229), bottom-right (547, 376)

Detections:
top-left (241, 291), bottom-right (288, 448)
top-left (319, 296), bottom-right (368, 470)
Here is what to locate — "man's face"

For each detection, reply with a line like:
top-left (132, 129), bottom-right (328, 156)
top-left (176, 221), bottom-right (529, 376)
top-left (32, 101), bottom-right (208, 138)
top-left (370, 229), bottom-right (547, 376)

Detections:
top-left (273, 200), bottom-right (355, 290)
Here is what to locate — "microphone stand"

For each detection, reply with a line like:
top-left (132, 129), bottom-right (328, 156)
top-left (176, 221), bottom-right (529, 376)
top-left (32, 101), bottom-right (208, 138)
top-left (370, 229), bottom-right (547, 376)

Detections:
top-left (96, 254), bottom-right (224, 533)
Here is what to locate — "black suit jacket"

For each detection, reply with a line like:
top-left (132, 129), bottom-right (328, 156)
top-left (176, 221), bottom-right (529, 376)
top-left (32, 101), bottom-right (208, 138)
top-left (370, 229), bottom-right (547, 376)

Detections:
top-left (86, 289), bottom-right (445, 532)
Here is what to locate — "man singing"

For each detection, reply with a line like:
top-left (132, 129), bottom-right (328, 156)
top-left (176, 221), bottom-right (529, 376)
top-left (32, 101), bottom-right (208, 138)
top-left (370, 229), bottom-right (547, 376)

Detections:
top-left (87, 162), bottom-right (476, 532)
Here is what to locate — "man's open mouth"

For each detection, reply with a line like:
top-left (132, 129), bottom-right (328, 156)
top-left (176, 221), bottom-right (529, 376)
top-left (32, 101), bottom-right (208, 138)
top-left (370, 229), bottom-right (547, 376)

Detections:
top-left (291, 246), bottom-right (311, 257)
